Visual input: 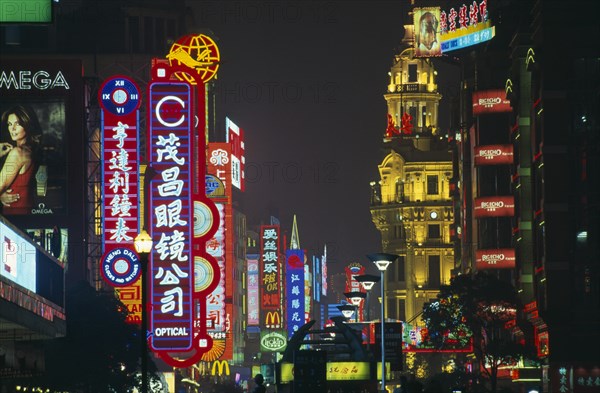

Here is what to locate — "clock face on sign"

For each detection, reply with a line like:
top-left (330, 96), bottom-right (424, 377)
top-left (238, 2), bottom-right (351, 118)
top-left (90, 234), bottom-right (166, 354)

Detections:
top-left (99, 76), bottom-right (141, 116)
top-left (112, 88), bottom-right (128, 105)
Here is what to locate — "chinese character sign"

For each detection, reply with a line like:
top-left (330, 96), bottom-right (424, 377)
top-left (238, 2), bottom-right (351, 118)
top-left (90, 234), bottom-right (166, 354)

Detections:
top-left (205, 203), bottom-right (226, 335)
top-left (148, 82), bottom-right (194, 351)
top-left (286, 249), bottom-right (305, 338)
top-left (261, 225), bottom-right (281, 329)
top-left (226, 117), bottom-right (245, 191)
top-left (247, 256), bottom-right (260, 326)
top-left (98, 75), bottom-right (141, 288)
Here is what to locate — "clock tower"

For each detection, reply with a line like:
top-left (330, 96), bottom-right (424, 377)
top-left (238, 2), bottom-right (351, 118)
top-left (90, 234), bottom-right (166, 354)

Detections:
top-left (370, 13), bottom-right (454, 327)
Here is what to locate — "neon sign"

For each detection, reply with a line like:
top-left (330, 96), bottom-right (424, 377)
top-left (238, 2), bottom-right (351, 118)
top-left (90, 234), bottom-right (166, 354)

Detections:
top-left (148, 82), bottom-right (194, 351)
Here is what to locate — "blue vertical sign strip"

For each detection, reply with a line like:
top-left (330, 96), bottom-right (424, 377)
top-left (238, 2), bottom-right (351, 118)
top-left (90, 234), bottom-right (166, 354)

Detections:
top-left (286, 249), bottom-right (305, 338)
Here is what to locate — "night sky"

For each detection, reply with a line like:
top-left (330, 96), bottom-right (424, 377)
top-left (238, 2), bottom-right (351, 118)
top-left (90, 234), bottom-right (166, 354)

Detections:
top-left (191, 1), bottom-right (459, 276)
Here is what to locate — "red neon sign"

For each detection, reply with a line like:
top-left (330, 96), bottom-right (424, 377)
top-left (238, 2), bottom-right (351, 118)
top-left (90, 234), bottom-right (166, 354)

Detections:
top-left (148, 82), bottom-right (194, 351)
top-left (472, 89), bottom-right (511, 115)
top-left (474, 144), bottom-right (514, 166)
top-left (474, 196), bottom-right (515, 218)
top-left (475, 249), bottom-right (515, 269)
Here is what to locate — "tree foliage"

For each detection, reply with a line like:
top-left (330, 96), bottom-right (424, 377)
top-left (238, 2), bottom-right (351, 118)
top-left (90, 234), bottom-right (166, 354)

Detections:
top-left (422, 272), bottom-right (537, 392)
top-left (40, 282), bottom-right (157, 392)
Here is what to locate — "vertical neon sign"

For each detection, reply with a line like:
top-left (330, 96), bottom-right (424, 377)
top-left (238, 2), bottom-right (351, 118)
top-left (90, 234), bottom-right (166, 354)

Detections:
top-left (98, 75), bottom-right (141, 288)
top-left (286, 249), bottom-right (305, 338)
top-left (148, 82), bottom-right (193, 351)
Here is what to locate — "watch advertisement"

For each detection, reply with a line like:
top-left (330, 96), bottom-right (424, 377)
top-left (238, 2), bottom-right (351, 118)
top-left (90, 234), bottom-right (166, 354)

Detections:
top-left (0, 99), bottom-right (67, 216)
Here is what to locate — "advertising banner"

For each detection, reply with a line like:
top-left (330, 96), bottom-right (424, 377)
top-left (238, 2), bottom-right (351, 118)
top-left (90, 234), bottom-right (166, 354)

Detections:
top-left (474, 196), bottom-right (515, 218)
top-left (205, 203), bottom-right (226, 337)
top-left (226, 117), bottom-right (245, 192)
top-left (286, 249), bottom-right (305, 338)
top-left (474, 144), bottom-right (514, 165)
top-left (260, 225), bottom-right (281, 329)
top-left (98, 75), bottom-right (141, 288)
top-left (259, 330), bottom-right (287, 352)
top-left (439, 0), bottom-right (495, 53)
top-left (1, 59), bottom-right (84, 285)
top-left (472, 89), bottom-right (511, 115)
top-left (413, 7), bottom-right (442, 57)
top-left (247, 256), bottom-right (260, 326)
top-left (475, 248), bottom-right (516, 269)
top-left (148, 82), bottom-right (194, 351)
top-left (0, 76), bottom-right (70, 216)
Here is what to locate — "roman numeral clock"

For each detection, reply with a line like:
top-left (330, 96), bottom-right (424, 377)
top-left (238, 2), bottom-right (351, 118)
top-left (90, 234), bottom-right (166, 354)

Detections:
top-left (100, 77), bottom-right (141, 115)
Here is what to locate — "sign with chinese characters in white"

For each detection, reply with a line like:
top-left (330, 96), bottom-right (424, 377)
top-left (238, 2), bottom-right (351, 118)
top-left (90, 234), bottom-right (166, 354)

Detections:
top-left (148, 82), bottom-right (193, 351)
top-left (286, 249), bottom-right (305, 338)
top-left (99, 75), bottom-right (140, 288)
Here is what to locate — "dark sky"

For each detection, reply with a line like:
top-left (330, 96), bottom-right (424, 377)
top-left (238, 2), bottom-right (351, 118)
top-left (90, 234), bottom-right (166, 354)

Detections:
top-left (190, 1), bottom-right (458, 276)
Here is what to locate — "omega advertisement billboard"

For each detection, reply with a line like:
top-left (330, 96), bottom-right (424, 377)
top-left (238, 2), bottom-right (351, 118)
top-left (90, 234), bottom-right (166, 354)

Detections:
top-left (474, 144), bottom-right (514, 165)
top-left (474, 196), bottom-right (515, 218)
top-left (0, 61), bottom-right (78, 217)
top-left (475, 249), bottom-right (516, 269)
top-left (0, 59), bottom-right (85, 278)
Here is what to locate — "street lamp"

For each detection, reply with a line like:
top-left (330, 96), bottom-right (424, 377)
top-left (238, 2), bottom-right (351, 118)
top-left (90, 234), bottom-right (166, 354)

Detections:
top-left (344, 291), bottom-right (367, 322)
top-left (367, 253), bottom-right (398, 393)
top-left (354, 274), bottom-right (380, 321)
top-left (337, 304), bottom-right (356, 320)
top-left (134, 229), bottom-right (153, 393)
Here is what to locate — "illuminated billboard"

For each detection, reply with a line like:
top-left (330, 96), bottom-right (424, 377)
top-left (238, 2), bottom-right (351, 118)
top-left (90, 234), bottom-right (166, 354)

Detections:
top-left (0, 59), bottom-right (84, 284)
top-left (0, 0), bottom-right (52, 23)
top-left (474, 145), bottom-right (514, 165)
top-left (247, 255), bottom-right (260, 326)
top-left (260, 225), bottom-right (281, 329)
top-left (475, 249), bottom-right (516, 269)
top-left (472, 89), bottom-right (511, 115)
top-left (413, 7), bottom-right (442, 57)
top-left (438, 0), bottom-right (495, 53)
top-left (0, 98), bottom-right (68, 216)
top-left (0, 216), bottom-right (65, 315)
top-left (322, 246), bottom-right (328, 297)
top-left (98, 75), bottom-right (141, 287)
top-left (148, 82), bottom-right (194, 351)
top-left (1, 220), bottom-right (36, 292)
top-left (474, 196), bottom-right (515, 218)
top-left (286, 249), bottom-right (305, 338)
top-left (312, 255), bottom-right (321, 302)
top-left (226, 117), bottom-right (245, 192)
top-left (205, 203), bottom-right (226, 336)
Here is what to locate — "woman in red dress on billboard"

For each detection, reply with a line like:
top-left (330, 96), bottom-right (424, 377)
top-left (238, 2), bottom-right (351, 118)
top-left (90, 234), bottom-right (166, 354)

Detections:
top-left (0, 105), bottom-right (41, 215)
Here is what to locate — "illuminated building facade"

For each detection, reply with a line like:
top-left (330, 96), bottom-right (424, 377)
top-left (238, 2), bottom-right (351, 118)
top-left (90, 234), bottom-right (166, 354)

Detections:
top-left (450, 0), bottom-right (599, 390)
top-left (370, 15), bottom-right (453, 325)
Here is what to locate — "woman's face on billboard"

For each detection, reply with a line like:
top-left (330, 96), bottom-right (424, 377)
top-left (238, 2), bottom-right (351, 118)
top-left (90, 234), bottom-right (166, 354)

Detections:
top-left (7, 113), bottom-right (27, 143)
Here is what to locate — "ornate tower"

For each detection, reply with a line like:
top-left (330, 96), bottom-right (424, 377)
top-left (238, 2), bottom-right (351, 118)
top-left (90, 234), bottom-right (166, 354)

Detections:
top-left (370, 14), bottom-right (454, 325)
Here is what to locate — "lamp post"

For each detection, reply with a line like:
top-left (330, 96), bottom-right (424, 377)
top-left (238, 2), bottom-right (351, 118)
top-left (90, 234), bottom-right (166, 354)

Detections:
top-left (354, 274), bottom-right (380, 321)
top-left (367, 253), bottom-right (398, 393)
top-left (337, 304), bottom-right (356, 320)
top-left (344, 291), bottom-right (367, 322)
top-left (134, 229), bottom-right (153, 393)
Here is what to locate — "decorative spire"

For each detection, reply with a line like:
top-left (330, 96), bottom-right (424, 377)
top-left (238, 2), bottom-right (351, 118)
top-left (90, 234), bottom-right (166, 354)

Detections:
top-left (290, 214), bottom-right (300, 250)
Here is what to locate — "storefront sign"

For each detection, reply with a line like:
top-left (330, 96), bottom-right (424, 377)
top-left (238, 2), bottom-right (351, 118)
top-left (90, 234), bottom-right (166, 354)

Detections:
top-left (474, 196), bottom-right (515, 217)
top-left (472, 89), bottom-right (511, 115)
top-left (475, 248), bottom-right (515, 269)
top-left (474, 144), bottom-right (514, 165)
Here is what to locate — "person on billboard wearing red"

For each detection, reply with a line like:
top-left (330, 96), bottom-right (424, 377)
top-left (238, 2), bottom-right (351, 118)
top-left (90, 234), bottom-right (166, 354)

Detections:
top-left (0, 105), bottom-right (41, 214)
top-left (416, 11), bottom-right (441, 57)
